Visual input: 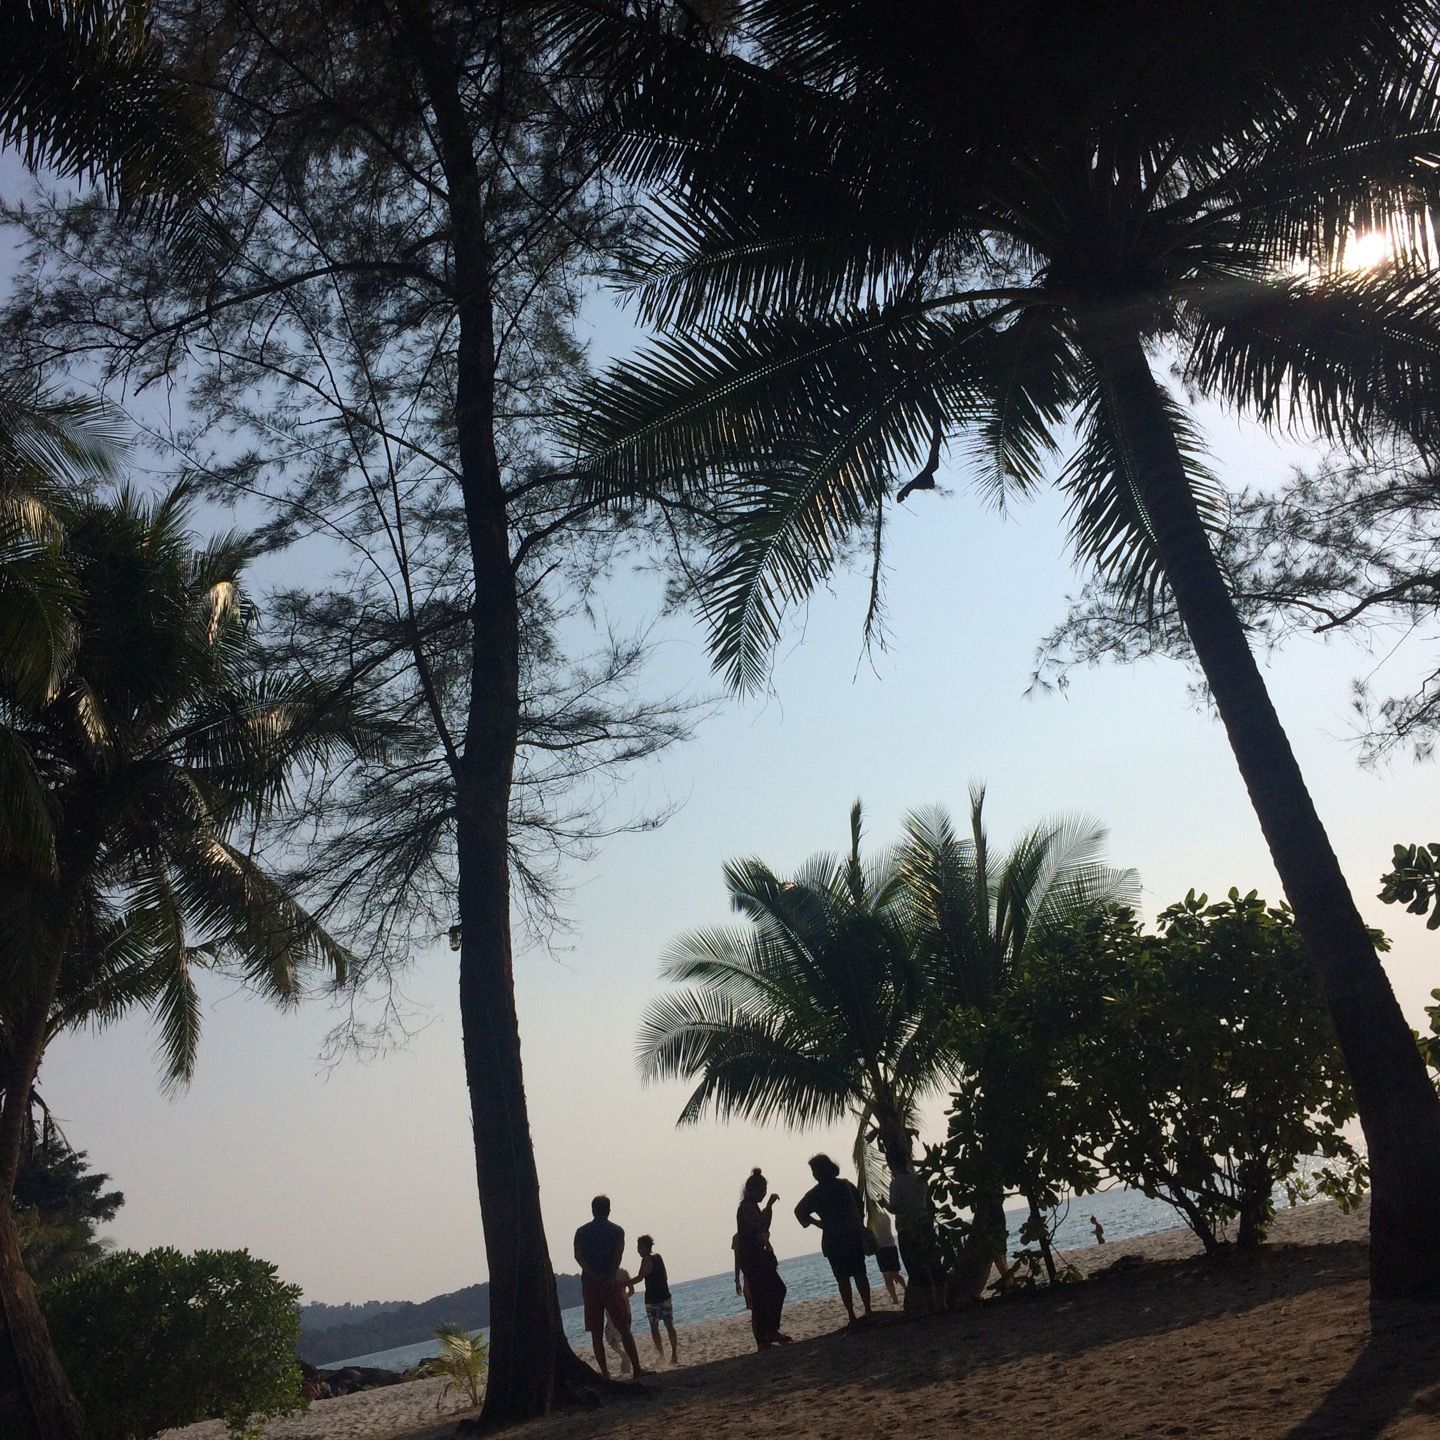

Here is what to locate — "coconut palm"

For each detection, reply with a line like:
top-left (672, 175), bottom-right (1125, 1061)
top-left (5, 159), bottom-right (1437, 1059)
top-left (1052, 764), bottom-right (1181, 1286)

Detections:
top-left (640, 802), bottom-right (944, 1185)
top-left (0, 484), bottom-right (373, 1439)
top-left (640, 793), bottom-right (1133, 1208)
top-left (893, 788), bottom-right (1136, 1263)
top-left (897, 789), bottom-right (1137, 1017)
top-left (558, 0), bottom-right (1440, 1295)
top-left (0, 0), bottom-right (215, 219)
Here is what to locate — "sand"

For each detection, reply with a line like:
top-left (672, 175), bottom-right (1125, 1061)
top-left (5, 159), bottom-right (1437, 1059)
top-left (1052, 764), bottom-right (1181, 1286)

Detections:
top-left (164, 1198), bottom-right (1440, 1439)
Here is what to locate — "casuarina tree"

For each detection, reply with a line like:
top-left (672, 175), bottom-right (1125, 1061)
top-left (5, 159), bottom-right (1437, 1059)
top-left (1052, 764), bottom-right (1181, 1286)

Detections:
top-left (6, 0), bottom-right (695, 1420)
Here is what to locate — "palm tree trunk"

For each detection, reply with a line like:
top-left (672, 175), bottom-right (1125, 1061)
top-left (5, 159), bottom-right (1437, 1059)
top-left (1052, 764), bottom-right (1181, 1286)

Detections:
top-left (1081, 320), bottom-right (1440, 1297)
top-left (0, 974), bottom-right (92, 1438)
top-left (0, 1198), bottom-right (90, 1440)
top-left (396, 0), bottom-right (591, 1416)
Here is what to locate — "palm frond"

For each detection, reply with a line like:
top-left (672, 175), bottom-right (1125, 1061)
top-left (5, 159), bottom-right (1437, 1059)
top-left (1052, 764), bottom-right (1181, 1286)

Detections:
top-left (0, 0), bottom-right (218, 213)
top-left (1182, 269), bottom-right (1440, 449)
top-left (1060, 363), bottom-right (1223, 604)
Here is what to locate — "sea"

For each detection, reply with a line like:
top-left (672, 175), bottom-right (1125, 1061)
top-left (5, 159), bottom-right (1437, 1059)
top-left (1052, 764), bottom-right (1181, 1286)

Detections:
top-left (330, 1184), bottom-right (1186, 1370)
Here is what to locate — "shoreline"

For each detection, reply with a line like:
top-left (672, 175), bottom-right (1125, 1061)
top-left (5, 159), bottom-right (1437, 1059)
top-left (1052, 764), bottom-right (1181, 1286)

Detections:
top-left (161, 1196), bottom-right (1375, 1440)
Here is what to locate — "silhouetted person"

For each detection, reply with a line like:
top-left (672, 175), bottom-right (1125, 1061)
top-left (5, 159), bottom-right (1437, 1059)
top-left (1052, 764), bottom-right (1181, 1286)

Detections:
top-left (633, 1234), bottom-right (678, 1364)
top-left (604, 1266), bottom-right (635, 1375)
top-left (735, 1168), bottom-right (791, 1349)
top-left (871, 1205), bottom-right (906, 1306)
top-left (795, 1153), bottom-right (872, 1324)
top-left (888, 1160), bottom-right (945, 1313)
top-left (1091, 1214), bottom-right (1106, 1244)
top-left (574, 1195), bottom-right (643, 1379)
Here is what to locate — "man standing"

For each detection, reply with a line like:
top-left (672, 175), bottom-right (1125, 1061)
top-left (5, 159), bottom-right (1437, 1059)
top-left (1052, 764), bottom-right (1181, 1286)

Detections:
top-left (888, 1162), bottom-right (946, 1314)
top-left (574, 1195), bottom-right (644, 1379)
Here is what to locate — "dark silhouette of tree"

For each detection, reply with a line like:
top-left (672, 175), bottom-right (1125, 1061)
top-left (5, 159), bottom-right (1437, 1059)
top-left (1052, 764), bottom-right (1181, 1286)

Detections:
top-left (0, 486), bottom-right (367, 1437)
top-left (555, 0), bottom-right (1440, 1296)
top-left (6, 1), bottom-right (698, 1419)
top-left (642, 793), bottom-right (1131, 1238)
top-left (13, 1138), bottom-right (123, 1288)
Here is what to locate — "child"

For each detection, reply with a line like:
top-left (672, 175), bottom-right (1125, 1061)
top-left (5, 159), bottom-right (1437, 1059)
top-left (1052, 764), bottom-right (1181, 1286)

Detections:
top-left (871, 1206), bottom-right (906, 1306)
top-left (632, 1234), bottom-right (679, 1364)
top-left (603, 1267), bottom-right (635, 1374)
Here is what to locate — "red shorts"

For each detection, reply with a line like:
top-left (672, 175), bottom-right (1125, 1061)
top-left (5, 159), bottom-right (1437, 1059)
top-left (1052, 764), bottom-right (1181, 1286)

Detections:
top-left (582, 1276), bottom-right (630, 1333)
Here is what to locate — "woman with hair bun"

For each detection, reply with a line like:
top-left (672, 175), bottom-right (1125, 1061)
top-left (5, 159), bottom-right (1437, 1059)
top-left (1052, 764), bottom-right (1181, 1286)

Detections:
top-left (735, 1168), bottom-right (791, 1349)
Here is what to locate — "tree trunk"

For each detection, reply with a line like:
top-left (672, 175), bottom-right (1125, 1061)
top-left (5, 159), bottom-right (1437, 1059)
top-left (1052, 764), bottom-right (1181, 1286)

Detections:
top-left (1082, 320), bottom-right (1440, 1297)
top-left (395, 0), bottom-right (590, 1417)
top-left (0, 1198), bottom-right (90, 1440)
top-left (0, 975), bottom-right (92, 1438)
top-left (1024, 1194), bottom-right (1057, 1284)
top-left (1164, 1183), bottom-right (1220, 1255)
top-left (1235, 1159), bottom-right (1272, 1251)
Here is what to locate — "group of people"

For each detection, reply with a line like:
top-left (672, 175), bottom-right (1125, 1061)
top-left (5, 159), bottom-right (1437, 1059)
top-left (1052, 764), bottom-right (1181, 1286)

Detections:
top-left (733, 1152), bottom-right (941, 1351)
top-left (574, 1151), bottom-right (943, 1374)
top-left (573, 1196), bottom-right (679, 1380)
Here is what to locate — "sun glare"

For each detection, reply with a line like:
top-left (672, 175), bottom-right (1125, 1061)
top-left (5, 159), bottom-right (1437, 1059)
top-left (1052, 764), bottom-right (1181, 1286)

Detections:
top-left (1342, 230), bottom-right (1393, 271)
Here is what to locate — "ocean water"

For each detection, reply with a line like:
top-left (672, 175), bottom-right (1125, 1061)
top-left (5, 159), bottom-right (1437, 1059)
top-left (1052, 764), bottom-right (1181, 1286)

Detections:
top-left (331, 1184), bottom-right (1185, 1370)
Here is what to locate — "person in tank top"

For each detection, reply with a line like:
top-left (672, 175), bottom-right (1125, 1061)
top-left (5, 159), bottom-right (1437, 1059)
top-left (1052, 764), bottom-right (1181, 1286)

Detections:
top-left (632, 1233), bottom-right (679, 1364)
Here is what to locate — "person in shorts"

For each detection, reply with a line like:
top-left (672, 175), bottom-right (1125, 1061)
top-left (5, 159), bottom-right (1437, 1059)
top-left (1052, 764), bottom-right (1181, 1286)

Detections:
top-left (574, 1195), bottom-right (643, 1379)
top-left (794, 1153), bottom-right (873, 1324)
top-left (870, 1205), bottom-right (906, 1306)
top-left (631, 1233), bottom-right (678, 1364)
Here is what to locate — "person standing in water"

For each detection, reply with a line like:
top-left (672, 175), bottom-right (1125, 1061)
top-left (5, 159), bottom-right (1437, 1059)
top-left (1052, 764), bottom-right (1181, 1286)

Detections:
top-left (632, 1234), bottom-right (679, 1365)
top-left (735, 1168), bottom-right (791, 1350)
top-left (794, 1154), bottom-right (873, 1324)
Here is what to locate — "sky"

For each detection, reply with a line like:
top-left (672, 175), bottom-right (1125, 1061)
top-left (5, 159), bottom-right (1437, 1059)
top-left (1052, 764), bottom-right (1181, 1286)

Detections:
top-left (33, 347), bottom-right (1440, 1306)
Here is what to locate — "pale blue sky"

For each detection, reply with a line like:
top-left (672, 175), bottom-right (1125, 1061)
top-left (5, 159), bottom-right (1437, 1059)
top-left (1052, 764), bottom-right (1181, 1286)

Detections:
top-left (36, 359), bottom-right (1440, 1304)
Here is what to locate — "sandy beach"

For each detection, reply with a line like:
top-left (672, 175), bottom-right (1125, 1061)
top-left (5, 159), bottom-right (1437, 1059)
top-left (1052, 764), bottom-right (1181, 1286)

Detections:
top-left (163, 1198), bottom-right (1440, 1439)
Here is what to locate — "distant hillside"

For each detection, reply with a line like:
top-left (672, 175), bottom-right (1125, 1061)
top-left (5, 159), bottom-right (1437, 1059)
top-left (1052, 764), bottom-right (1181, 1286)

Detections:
top-left (296, 1274), bottom-right (584, 1366)
top-left (299, 1298), bottom-right (397, 1334)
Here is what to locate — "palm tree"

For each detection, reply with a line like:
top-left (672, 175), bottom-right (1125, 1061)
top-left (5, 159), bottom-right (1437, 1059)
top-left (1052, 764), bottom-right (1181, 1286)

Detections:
top-left (897, 789), bottom-right (1136, 1017)
top-left (640, 803), bottom-right (946, 1184)
top-left (0, 0), bottom-right (215, 219)
top-left (559, 0), bottom-right (1440, 1295)
top-left (0, 485), bottom-right (371, 1439)
top-left (894, 789), bottom-right (1136, 1268)
top-left (640, 794), bottom-right (1131, 1206)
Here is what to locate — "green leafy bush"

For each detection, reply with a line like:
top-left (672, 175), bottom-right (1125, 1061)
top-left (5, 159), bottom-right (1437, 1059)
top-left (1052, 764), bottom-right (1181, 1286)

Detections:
top-left (926, 890), bottom-right (1367, 1267)
top-left (1077, 892), bottom-right (1367, 1250)
top-left (42, 1247), bottom-right (305, 1438)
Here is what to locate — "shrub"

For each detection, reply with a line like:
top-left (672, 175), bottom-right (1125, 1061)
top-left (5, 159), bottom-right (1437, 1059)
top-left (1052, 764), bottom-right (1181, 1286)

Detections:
top-left (43, 1247), bottom-right (305, 1439)
top-left (926, 890), bottom-right (1368, 1268)
top-left (1080, 892), bottom-right (1367, 1250)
